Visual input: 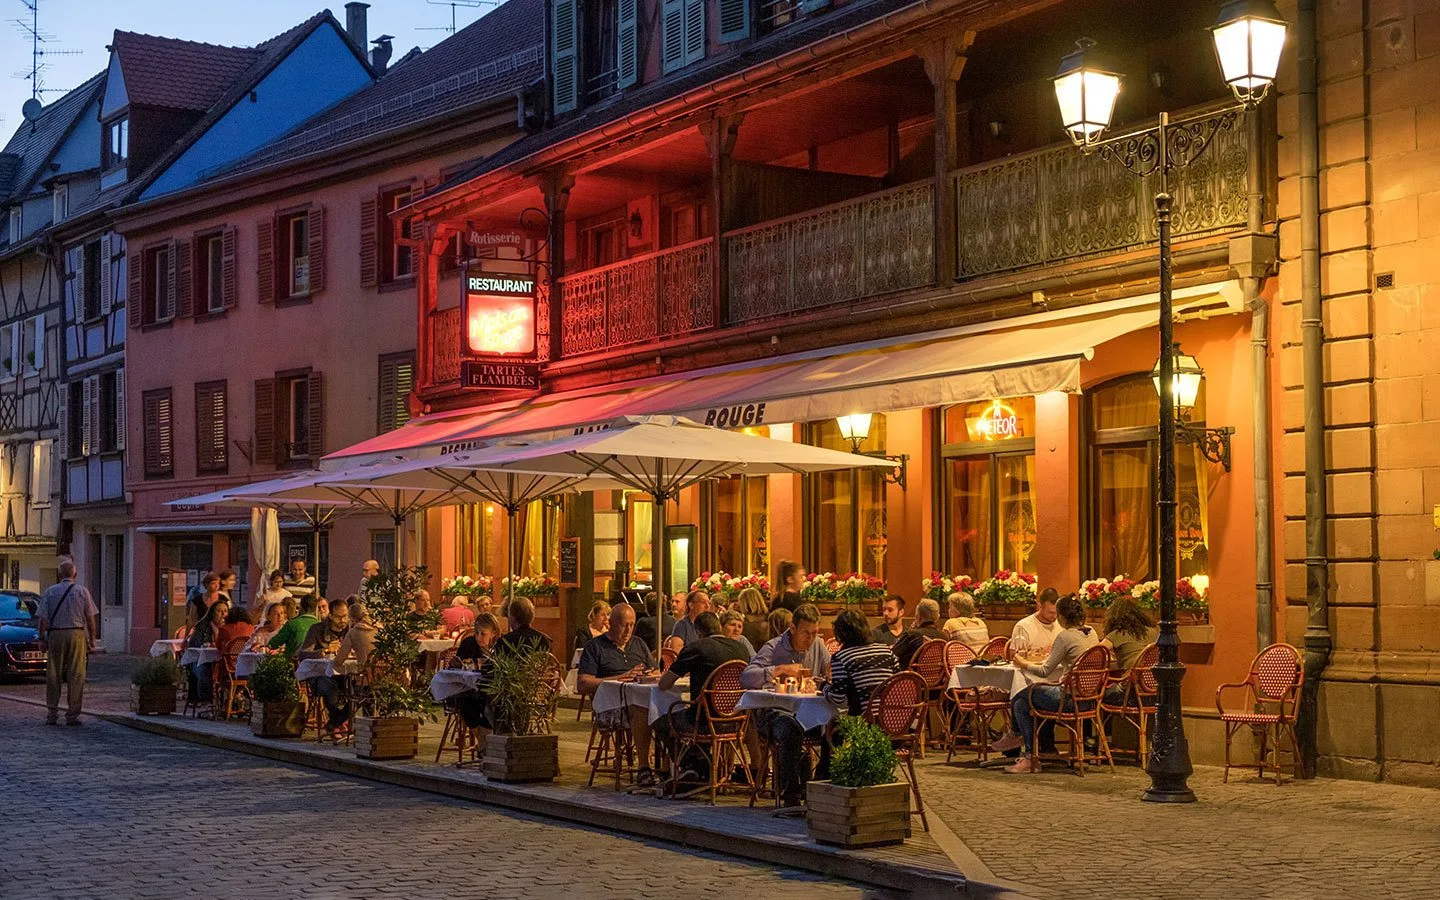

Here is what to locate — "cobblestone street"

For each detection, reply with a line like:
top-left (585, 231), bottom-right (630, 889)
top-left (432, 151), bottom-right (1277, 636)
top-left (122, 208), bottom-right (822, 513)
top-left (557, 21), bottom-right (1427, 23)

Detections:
top-left (0, 697), bottom-right (883, 900)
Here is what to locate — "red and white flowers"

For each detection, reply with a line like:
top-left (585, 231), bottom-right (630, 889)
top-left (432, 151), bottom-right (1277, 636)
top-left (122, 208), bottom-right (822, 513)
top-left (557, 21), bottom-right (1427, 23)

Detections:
top-left (442, 574), bottom-right (493, 597)
top-left (689, 571), bottom-right (772, 601)
top-left (922, 572), bottom-right (975, 602)
top-left (799, 572), bottom-right (886, 605)
top-left (500, 574), bottom-right (559, 598)
top-left (972, 569), bottom-right (1038, 608)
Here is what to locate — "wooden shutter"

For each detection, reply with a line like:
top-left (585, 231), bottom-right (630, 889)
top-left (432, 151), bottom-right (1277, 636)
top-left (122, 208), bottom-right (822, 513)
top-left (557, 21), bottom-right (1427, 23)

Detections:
top-left (143, 389), bottom-right (173, 477)
top-left (195, 381), bottom-right (227, 473)
top-left (221, 227), bottom-right (237, 309)
top-left (683, 0), bottom-right (706, 66)
top-left (661, 0), bottom-right (686, 73)
top-left (99, 234), bottom-right (113, 316)
top-left (65, 246), bottom-right (83, 325)
top-left (162, 241), bottom-right (178, 321)
top-left (307, 206), bottom-right (326, 295)
top-left (377, 353), bottom-right (415, 433)
top-left (32, 311), bottom-right (43, 371)
top-left (128, 243), bottom-right (143, 321)
top-left (359, 197), bottom-right (379, 287)
top-left (176, 238), bottom-right (194, 318)
top-left (257, 217), bottom-right (275, 304)
top-left (86, 374), bottom-right (101, 458)
top-left (551, 0), bottom-right (579, 114)
top-left (306, 371), bottom-right (324, 457)
top-left (617, 0), bottom-right (639, 89)
top-left (719, 0), bottom-right (750, 42)
top-left (114, 369), bottom-right (126, 451)
top-left (254, 378), bottom-right (277, 466)
top-left (57, 385), bottom-right (68, 461)
top-left (80, 376), bottom-right (93, 456)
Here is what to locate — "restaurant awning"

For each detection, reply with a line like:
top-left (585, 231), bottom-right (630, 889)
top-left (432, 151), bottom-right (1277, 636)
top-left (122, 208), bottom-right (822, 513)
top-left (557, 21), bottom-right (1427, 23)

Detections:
top-left (325, 281), bottom-right (1241, 465)
top-left (137, 518), bottom-right (313, 534)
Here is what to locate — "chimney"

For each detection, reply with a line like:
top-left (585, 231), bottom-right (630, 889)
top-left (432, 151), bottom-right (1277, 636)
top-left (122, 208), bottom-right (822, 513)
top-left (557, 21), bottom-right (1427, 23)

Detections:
top-left (371, 35), bottom-right (394, 74)
top-left (344, 2), bottom-right (369, 53)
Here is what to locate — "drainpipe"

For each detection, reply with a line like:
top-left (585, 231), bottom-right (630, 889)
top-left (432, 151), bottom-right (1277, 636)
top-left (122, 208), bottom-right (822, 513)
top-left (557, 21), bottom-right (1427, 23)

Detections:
top-left (1246, 106), bottom-right (1276, 650)
top-left (1296, 0), bottom-right (1330, 779)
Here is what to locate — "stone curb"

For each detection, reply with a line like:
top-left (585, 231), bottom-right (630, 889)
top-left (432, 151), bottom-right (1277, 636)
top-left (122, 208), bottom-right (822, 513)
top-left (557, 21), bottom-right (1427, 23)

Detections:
top-left (99, 711), bottom-right (1011, 898)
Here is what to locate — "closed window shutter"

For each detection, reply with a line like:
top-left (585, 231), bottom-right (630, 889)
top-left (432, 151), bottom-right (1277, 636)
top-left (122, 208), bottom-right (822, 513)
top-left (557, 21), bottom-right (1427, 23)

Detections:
top-left (176, 239), bottom-right (194, 318)
top-left (99, 234), bottom-right (113, 316)
top-left (128, 243), bottom-right (143, 320)
top-left (114, 369), bottom-right (126, 451)
top-left (661, 0), bottom-right (685, 73)
top-left (32, 311), bottom-right (43, 371)
top-left (143, 389), bottom-right (172, 477)
top-left (66, 246), bottom-right (83, 325)
top-left (57, 385), bottom-right (68, 461)
top-left (359, 197), bottom-right (379, 287)
top-left (377, 353), bottom-right (415, 433)
top-left (86, 373), bottom-right (101, 459)
top-left (551, 0), bottom-right (579, 114)
top-left (306, 371), bottom-right (324, 456)
top-left (163, 241), bottom-right (178, 321)
top-left (80, 376), bottom-right (93, 456)
top-left (196, 381), bottom-right (227, 473)
top-left (719, 0), bottom-right (750, 42)
top-left (617, 0), bottom-right (640, 89)
top-left (683, 0), bottom-right (705, 66)
top-left (221, 227), bottom-right (237, 309)
top-left (254, 378), bottom-right (276, 466)
top-left (307, 206), bottom-right (326, 294)
top-left (257, 217), bottom-right (275, 304)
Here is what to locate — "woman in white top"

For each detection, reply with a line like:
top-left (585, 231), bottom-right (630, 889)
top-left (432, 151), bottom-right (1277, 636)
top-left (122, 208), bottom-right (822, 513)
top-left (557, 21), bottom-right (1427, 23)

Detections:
top-left (941, 592), bottom-right (989, 650)
top-left (254, 571), bottom-right (292, 612)
top-left (334, 601), bottom-right (377, 669)
top-left (243, 601), bottom-right (289, 652)
top-left (991, 594), bottom-right (1099, 773)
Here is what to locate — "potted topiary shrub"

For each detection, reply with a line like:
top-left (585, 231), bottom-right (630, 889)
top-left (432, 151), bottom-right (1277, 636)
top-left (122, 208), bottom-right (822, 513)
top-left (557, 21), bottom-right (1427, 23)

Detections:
top-left (478, 644), bottom-right (560, 782)
top-left (249, 654), bottom-right (305, 738)
top-left (353, 566), bottom-right (440, 760)
top-left (806, 716), bottom-right (911, 848)
top-left (130, 656), bottom-right (180, 715)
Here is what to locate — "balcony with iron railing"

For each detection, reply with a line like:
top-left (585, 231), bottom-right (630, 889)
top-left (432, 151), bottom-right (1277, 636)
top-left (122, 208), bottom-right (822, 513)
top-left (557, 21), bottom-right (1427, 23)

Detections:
top-left (557, 238), bottom-right (715, 357)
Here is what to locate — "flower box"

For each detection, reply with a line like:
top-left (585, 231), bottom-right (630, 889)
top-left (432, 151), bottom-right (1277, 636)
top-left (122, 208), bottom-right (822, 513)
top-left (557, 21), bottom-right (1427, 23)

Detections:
top-left (481, 733), bottom-right (559, 783)
top-left (251, 700), bottom-right (305, 738)
top-left (130, 684), bottom-right (176, 716)
top-left (806, 780), bottom-right (912, 848)
top-left (355, 716), bottom-right (419, 760)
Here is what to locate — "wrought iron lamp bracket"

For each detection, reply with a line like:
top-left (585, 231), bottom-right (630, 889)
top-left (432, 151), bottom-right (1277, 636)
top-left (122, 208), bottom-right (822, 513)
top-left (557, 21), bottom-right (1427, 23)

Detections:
top-left (1175, 419), bottom-right (1235, 471)
top-left (1083, 106), bottom-right (1243, 180)
top-left (850, 450), bottom-right (909, 490)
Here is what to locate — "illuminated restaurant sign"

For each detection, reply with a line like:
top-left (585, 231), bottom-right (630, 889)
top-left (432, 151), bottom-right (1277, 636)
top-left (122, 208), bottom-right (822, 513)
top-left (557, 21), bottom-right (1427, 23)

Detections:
top-left (973, 399), bottom-right (1021, 440)
top-left (463, 267), bottom-right (537, 357)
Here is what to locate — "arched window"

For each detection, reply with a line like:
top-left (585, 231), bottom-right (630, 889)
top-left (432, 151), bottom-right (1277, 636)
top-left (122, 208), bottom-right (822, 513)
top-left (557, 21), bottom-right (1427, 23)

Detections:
top-left (1086, 375), bottom-right (1210, 582)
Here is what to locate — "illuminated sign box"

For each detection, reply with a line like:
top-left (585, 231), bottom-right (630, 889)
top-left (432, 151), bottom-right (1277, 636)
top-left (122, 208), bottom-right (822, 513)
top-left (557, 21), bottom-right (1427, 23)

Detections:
top-left (462, 268), bottom-right (537, 357)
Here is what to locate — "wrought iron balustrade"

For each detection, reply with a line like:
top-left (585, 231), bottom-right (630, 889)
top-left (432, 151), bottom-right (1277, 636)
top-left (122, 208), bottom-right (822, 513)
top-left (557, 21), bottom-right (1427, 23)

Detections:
top-left (558, 239), bottom-right (714, 357)
top-left (725, 180), bottom-right (935, 324)
top-left (430, 306), bottom-right (462, 384)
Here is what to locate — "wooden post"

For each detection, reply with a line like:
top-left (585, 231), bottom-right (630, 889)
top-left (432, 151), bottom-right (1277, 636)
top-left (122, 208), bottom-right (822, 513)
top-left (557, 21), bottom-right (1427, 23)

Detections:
top-left (413, 222), bottom-right (453, 394)
top-left (541, 172), bottom-right (575, 361)
top-left (920, 33), bottom-right (974, 286)
top-left (703, 114), bottom-right (743, 330)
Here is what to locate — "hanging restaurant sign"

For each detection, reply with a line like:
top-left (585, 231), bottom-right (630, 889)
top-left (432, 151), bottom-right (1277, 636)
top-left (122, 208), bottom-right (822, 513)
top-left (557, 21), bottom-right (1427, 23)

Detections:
top-left (462, 264), bottom-right (537, 357)
top-left (465, 229), bottom-right (530, 251)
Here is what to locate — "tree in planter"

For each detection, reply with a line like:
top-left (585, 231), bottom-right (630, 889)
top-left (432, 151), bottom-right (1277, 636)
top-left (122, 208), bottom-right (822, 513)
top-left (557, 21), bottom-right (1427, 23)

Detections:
top-left (807, 716), bottom-right (911, 848)
top-left (131, 656), bottom-right (181, 715)
top-left (353, 567), bottom-right (441, 759)
top-left (250, 654), bottom-right (305, 738)
top-left (828, 716), bottom-right (898, 788)
top-left (477, 644), bottom-right (560, 782)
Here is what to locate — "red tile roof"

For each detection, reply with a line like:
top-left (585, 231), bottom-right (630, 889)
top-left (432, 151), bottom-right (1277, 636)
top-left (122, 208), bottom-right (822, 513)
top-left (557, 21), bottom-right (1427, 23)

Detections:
top-left (111, 31), bottom-right (262, 112)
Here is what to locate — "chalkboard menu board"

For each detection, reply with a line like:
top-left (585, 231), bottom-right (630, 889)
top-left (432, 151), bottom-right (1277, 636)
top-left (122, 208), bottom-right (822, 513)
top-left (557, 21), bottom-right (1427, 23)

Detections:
top-left (559, 537), bottom-right (580, 587)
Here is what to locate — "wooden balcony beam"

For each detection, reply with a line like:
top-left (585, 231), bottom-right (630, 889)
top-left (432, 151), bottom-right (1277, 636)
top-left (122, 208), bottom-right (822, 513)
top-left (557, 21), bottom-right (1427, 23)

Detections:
top-left (920, 30), bottom-right (976, 286)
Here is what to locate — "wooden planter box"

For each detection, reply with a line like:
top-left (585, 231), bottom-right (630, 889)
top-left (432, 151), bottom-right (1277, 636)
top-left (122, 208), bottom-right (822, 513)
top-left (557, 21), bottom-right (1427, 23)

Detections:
top-left (251, 700), bottom-right (305, 738)
top-left (806, 780), bottom-right (912, 848)
top-left (355, 716), bottom-right (420, 760)
top-left (481, 733), bottom-right (559, 783)
top-left (130, 684), bottom-right (177, 716)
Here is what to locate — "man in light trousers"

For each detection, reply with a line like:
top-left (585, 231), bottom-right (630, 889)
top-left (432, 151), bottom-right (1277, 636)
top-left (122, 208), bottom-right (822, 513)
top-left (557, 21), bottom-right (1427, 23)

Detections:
top-left (37, 560), bottom-right (99, 726)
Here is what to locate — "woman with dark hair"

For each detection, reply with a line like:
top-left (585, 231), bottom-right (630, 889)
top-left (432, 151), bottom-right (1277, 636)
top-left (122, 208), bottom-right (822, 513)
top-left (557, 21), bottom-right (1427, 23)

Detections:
top-left (771, 560), bottom-right (806, 613)
top-left (186, 597), bottom-right (231, 703)
top-left (1100, 597), bottom-right (1156, 674)
top-left (822, 608), bottom-right (898, 715)
top-left (214, 605), bottom-right (255, 652)
top-left (991, 593), bottom-right (1099, 773)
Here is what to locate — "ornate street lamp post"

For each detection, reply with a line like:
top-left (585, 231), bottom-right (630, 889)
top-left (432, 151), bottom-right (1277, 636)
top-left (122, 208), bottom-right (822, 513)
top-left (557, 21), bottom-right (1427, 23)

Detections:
top-left (1053, 0), bottom-right (1286, 803)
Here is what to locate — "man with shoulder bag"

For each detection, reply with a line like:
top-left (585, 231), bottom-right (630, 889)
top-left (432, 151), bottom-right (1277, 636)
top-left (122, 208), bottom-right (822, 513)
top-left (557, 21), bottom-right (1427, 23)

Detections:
top-left (37, 561), bottom-right (99, 726)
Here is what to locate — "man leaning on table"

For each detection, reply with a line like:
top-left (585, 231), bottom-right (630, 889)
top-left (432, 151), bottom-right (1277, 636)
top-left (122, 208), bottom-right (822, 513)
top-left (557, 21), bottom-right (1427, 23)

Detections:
top-left (741, 603), bottom-right (831, 816)
top-left (37, 561), bottom-right (98, 726)
top-left (577, 604), bottom-right (658, 785)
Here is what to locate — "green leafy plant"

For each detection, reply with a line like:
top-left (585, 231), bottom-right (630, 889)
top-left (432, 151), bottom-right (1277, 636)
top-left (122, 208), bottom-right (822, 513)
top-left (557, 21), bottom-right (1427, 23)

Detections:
top-left (827, 716), bottom-right (898, 789)
top-left (132, 656), bottom-right (181, 687)
top-left (361, 566), bottom-right (441, 721)
top-left (249, 655), bottom-right (300, 703)
top-left (479, 644), bottom-right (557, 735)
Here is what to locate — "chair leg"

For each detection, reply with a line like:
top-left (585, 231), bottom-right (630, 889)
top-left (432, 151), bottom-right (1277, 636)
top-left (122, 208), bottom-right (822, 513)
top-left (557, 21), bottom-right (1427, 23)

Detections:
top-left (1095, 714), bottom-right (1116, 774)
top-left (1222, 722), bottom-right (1233, 783)
top-left (903, 753), bottom-right (928, 831)
top-left (436, 713), bottom-right (454, 764)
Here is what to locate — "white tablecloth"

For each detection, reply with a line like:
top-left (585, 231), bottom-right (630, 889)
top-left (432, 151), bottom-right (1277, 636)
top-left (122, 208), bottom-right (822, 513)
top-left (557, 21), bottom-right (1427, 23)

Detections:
top-left (234, 652), bottom-right (268, 678)
top-left (179, 647), bottom-right (219, 667)
top-left (295, 658), bottom-right (360, 680)
top-left (735, 690), bottom-right (837, 732)
top-left (150, 639), bottom-right (186, 657)
top-left (430, 668), bottom-right (486, 701)
top-left (948, 663), bottom-right (1043, 699)
top-left (591, 679), bottom-right (687, 726)
top-left (415, 638), bottom-right (455, 653)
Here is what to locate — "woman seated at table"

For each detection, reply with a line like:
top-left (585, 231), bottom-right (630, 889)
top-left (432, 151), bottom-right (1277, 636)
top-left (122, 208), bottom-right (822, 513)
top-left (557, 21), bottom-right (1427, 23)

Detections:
top-left (734, 587), bottom-right (770, 653)
top-left (451, 613), bottom-right (503, 742)
top-left (438, 595), bottom-right (476, 634)
top-left (573, 600), bottom-right (611, 654)
top-left (823, 608), bottom-right (899, 715)
top-left (244, 602), bottom-right (288, 652)
top-left (942, 593), bottom-right (990, 650)
top-left (1099, 597), bottom-right (1156, 701)
top-left (214, 606), bottom-right (255, 653)
top-left (766, 608), bottom-right (792, 642)
top-left (186, 597), bottom-right (230, 702)
top-left (719, 609), bottom-right (756, 658)
top-left (992, 593), bottom-right (1098, 773)
top-left (334, 601), bottom-right (377, 669)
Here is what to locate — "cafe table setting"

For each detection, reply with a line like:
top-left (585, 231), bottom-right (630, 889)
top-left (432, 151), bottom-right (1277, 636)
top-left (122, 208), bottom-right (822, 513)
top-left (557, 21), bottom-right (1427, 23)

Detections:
top-left (591, 675), bottom-right (689, 725)
top-left (735, 680), bottom-right (837, 732)
top-left (948, 658), bottom-right (1046, 698)
top-left (149, 638), bottom-right (186, 657)
top-left (294, 657), bottom-right (361, 680)
top-left (179, 646), bottom-right (219, 667)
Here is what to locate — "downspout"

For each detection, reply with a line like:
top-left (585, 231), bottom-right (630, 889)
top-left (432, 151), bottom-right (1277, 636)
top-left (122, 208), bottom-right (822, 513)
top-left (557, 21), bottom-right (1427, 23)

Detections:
top-left (1247, 107), bottom-right (1275, 649)
top-left (1296, 0), bottom-right (1331, 779)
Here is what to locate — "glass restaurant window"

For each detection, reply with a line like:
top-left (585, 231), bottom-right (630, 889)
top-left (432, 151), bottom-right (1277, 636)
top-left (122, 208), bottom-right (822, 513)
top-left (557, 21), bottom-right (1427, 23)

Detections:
top-left (454, 503), bottom-right (502, 580)
top-left (808, 417), bottom-right (887, 580)
top-left (706, 426), bottom-right (771, 575)
top-left (1087, 375), bottom-right (1210, 582)
top-left (520, 497), bottom-right (562, 578)
top-left (940, 397), bottom-right (1037, 580)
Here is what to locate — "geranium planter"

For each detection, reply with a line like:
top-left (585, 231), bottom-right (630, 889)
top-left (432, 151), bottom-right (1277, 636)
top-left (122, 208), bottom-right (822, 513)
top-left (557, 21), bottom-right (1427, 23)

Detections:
top-left (355, 716), bottom-right (419, 760)
top-left (130, 684), bottom-right (177, 716)
top-left (806, 780), bottom-right (912, 848)
top-left (481, 733), bottom-right (559, 783)
top-left (251, 700), bottom-right (305, 738)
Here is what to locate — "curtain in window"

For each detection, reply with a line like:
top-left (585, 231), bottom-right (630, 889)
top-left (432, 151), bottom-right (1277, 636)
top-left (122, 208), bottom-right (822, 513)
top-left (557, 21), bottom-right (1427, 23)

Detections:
top-left (998, 454), bottom-right (1038, 574)
top-left (1097, 446), bottom-right (1153, 581)
top-left (947, 458), bottom-right (992, 579)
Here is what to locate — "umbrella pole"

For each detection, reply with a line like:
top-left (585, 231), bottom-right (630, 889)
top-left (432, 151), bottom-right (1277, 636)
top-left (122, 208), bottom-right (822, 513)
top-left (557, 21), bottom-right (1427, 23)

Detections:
top-left (507, 504), bottom-right (518, 611)
top-left (651, 489), bottom-right (668, 667)
top-left (312, 518), bottom-right (323, 599)
top-left (393, 513), bottom-right (406, 569)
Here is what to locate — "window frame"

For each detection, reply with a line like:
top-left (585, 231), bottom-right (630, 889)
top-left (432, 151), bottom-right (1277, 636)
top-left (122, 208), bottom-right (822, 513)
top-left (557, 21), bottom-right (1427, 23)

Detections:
top-left (379, 186), bottom-right (415, 284)
top-left (103, 116), bottom-right (129, 170)
top-left (146, 243), bottom-right (173, 325)
top-left (280, 212), bottom-right (310, 298)
top-left (277, 371), bottom-right (312, 462)
top-left (52, 184), bottom-right (68, 223)
top-left (29, 439), bottom-right (52, 508)
top-left (196, 232), bottom-right (226, 314)
top-left (802, 418), bottom-right (889, 581)
top-left (7, 207), bottom-right (20, 244)
top-left (82, 240), bottom-right (103, 321)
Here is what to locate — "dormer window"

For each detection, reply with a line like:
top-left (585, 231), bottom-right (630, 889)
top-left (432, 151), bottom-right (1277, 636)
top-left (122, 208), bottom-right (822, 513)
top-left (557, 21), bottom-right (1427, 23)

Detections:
top-left (6, 207), bottom-right (19, 244)
top-left (53, 184), bottom-right (68, 223)
top-left (103, 116), bottom-right (129, 170)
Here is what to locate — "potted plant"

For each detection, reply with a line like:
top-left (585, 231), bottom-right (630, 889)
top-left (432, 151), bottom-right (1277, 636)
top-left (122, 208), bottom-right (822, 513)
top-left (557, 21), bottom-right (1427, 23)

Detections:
top-left (442, 573), bottom-right (493, 605)
top-left (807, 716), bottom-right (911, 848)
top-left (354, 566), bottom-right (440, 760)
top-left (690, 570), bottom-right (772, 604)
top-left (478, 644), bottom-right (560, 782)
top-left (922, 572), bottom-right (974, 604)
top-left (500, 573), bottom-right (560, 602)
top-left (250, 654), bottom-right (305, 737)
top-left (972, 569), bottom-right (1038, 618)
top-left (130, 656), bottom-right (180, 715)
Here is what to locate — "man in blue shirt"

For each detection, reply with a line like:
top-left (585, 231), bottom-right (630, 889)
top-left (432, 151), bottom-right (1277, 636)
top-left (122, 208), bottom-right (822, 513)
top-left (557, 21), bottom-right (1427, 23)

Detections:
top-left (741, 603), bottom-right (831, 815)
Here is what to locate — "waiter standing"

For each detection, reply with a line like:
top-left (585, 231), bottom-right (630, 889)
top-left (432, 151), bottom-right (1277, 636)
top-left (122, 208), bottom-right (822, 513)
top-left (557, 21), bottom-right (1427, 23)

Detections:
top-left (37, 560), bottom-right (99, 727)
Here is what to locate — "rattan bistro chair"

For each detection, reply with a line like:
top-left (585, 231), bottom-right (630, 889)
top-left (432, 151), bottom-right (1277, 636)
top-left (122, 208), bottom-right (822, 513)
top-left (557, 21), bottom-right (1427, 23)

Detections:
top-left (1216, 643), bottom-right (1303, 784)
top-left (863, 671), bottom-right (930, 831)
top-left (662, 660), bottom-right (755, 805)
top-left (1099, 643), bottom-right (1159, 763)
top-left (944, 641), bottom-right (1012, 763)
top-left (908, 639), bottom-right (948, 755)
top-left (1028, 645), bottom-right (1114, 775)
top-left (979, 636), bottom-right (1010, 661)
top-left (214, 636), bottom-right (250, 721)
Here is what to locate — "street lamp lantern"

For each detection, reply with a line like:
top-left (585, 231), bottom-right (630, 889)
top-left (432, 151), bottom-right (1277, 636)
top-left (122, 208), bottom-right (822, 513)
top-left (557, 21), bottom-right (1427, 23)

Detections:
top-left (1212, 0), bottom-right (1288, 105)
top-left (836, 413), bottom-right (873, 452)
top-left (1152, 343), bottom-right (1205, 415)
top-left (1053, 39), bottom-right (1122, 147)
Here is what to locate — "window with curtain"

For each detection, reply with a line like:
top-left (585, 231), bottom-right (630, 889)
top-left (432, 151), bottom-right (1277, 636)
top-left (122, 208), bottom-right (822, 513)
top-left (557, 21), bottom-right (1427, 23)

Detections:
top-left (1087, 375), bottom-right (1210, 581)
top-left (708, 475), bottom-right (769, 575)
top-left (624, 494), bottom-right (653, 581)
top-left (454, 503), bottom-right (502, 577)
top-left (519, 498), bottom-right (562, 577)
top-left (940, 397), bottom-right (1037, 579)
top-left (808, 417), bottom-right (887, 579)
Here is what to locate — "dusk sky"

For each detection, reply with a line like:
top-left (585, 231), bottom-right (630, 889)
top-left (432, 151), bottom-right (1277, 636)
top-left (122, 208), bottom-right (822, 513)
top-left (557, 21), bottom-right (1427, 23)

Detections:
top-left (0, 0), bottom-right (501, 133)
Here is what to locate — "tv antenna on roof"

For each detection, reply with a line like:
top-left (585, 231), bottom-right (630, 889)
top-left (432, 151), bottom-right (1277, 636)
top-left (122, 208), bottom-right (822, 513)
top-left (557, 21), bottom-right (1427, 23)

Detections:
top-left (421, 0), bottom-right (496, 37)
top-left (11, 0), bottom-right (81, 102)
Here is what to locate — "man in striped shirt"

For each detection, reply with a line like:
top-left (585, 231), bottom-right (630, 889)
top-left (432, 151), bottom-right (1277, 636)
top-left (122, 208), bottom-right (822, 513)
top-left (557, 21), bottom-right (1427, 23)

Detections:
top-left (824, 608), bottom-right (899, 716)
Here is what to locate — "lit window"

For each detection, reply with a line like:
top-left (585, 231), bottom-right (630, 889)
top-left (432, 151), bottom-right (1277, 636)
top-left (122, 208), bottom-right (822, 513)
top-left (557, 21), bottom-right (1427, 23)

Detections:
top-left (53, 185), bottom-right (68, 223)
top-left (283, 213), bottom-right (310, 296)
top-left (104, 117), bottom-right (129, 169)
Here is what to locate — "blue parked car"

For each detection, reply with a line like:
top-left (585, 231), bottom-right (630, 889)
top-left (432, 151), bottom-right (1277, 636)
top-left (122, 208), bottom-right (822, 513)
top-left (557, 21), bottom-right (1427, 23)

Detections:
top-left (0, 592), bottom-right (46, 680)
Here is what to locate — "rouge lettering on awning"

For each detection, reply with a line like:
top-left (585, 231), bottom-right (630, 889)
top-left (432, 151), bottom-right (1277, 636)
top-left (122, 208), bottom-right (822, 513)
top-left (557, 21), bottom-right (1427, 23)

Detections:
top-left (703, 402), bottom-right (767, 429)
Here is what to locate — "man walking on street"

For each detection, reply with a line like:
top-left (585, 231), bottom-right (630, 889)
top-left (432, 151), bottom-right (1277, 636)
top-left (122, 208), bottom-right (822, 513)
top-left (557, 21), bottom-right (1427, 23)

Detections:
top-left (37, 561), bottom-right (98, 726)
